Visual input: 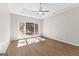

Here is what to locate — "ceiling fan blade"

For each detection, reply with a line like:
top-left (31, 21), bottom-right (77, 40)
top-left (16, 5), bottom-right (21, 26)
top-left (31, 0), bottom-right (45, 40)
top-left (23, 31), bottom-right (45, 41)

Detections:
top-left (32, 10), bottom-right (49, 12)
top-left (32, 11), bottom-right (39, 12)
top-left (41, 10), bottom-right (49, 12)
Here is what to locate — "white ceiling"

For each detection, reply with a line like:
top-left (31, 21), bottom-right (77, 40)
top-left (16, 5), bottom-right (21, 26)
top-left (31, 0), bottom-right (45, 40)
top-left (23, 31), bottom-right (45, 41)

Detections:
top-left (8, 3), bottom-right (79, 19)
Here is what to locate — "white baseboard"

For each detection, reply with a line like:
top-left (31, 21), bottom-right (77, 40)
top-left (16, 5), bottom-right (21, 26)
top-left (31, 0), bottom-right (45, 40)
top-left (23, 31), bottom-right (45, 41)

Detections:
top-left (43, 36), bottom-right (79, 47)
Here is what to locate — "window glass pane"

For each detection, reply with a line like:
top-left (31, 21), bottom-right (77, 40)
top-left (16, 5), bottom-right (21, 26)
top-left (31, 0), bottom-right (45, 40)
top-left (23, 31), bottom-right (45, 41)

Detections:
top-left (35, 24), bottom-right (38, 34)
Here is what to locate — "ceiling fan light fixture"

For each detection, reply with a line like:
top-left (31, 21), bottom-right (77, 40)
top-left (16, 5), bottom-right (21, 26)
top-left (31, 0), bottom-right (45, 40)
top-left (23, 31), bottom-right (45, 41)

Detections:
top-left (37, 12), bottom-right (45, 16)
top-left (38, 12), bottom-right (43, 15)
top-left (31, 3), bottom-right (55, 16)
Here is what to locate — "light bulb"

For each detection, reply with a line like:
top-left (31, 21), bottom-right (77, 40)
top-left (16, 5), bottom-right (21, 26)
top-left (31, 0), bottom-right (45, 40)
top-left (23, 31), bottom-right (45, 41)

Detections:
top-left (38, 12), bottom-right (43, 15)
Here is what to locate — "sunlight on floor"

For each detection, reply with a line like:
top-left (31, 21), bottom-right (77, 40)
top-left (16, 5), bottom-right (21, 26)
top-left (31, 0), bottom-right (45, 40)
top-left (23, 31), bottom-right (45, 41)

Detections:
top-left (17, 40), bottom-right (27, 47)
top-left (27, 38), bottom-right (40, 44)
top-left (17, 37), bottom-right (45, 47)
top-left (37, 37), bottom-right (45, 41)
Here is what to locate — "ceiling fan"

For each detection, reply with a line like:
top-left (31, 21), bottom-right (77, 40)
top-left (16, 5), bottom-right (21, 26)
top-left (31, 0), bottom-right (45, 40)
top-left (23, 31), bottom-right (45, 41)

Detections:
top-left (21, 3), bottom-right (56, 16)
top-left (32, 3), bottom-right (50, 15)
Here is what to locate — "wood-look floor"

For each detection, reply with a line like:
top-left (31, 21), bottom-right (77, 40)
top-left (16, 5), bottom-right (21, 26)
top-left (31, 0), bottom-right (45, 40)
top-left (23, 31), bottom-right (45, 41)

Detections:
top-left (6, 37), bottom-right (79, 56)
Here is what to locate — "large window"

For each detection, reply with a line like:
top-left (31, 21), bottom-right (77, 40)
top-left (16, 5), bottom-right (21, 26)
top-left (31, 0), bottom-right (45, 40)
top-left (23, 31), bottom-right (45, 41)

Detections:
top-left (19, 22), bottom-right (38, 35)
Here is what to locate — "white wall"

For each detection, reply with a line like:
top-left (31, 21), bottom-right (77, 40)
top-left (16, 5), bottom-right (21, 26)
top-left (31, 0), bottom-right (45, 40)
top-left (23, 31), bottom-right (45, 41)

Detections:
top-left (43, 7), bottom-right (79, 46)
top-left (11, 13), bottom-right (43, 40)
top-left (0, 4), bottom-right (10, 53)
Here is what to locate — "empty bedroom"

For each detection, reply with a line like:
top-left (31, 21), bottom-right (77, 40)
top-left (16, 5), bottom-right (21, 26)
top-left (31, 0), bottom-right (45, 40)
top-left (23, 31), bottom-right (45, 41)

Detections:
top-left (0, 3), bottom-right (79, 56)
